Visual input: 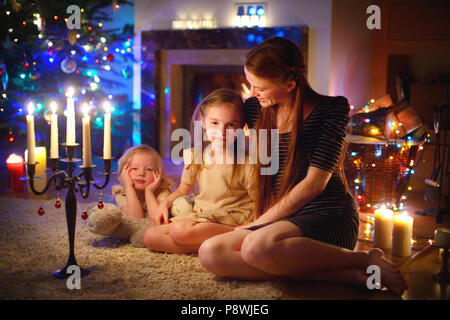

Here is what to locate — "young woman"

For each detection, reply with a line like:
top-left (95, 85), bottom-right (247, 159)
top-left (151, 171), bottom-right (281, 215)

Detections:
top-left (198, 37), bottom-right (407, 296)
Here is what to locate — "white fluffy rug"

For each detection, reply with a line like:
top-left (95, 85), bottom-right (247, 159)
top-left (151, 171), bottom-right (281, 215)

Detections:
top-left (0, 196), bottom-right (283, 300)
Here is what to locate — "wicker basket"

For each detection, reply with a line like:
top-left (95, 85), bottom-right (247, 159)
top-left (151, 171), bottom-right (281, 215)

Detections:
top-left (344, 135), bottom-right (420, 212)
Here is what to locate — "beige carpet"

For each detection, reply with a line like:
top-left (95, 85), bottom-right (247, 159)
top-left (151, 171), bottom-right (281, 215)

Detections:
top-left (0, 197), bottom-right (283, 300)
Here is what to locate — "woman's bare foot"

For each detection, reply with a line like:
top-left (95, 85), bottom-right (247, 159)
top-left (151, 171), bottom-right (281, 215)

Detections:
top-left (368, 248), bottom-right (408, 296)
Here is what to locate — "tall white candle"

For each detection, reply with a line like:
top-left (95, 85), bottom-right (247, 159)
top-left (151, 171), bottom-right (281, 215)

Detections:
top-left (392, 212), bottom-right (414, 257)
top-left (26, 102), bottom-right (36, 164)
top-left (373, 205), bottom-right (394, 249)
top-left (50, 102), bottom-right (59, 159)
top-left (82, 103), bottom-right (92, 166)
top-left (65, 87), bottom-right (76, 145)
top-left (103, 101), bottom-right (111, 159)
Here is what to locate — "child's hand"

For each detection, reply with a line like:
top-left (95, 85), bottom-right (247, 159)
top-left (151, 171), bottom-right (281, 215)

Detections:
top-left (120, 164), bottom-right (134, 188)
top-left (145, 170), bottom-right (161, 194)
top-left (150, 201), bottom-right (170, 225)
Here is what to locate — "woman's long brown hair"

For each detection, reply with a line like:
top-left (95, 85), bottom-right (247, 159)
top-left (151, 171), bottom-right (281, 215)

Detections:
top-left (245, 37), bottom-right (321, 219)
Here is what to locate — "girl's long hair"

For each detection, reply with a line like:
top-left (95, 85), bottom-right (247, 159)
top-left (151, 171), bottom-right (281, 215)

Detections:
top-left (245, 37), bottom-right (321, 219)
top-left (189, 88), bottom-right (247, 192)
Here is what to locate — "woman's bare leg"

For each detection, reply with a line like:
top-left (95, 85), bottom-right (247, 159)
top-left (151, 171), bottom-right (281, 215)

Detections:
top-left (199, 229), bottom-right (281, 280)
top-left (199, 221), bottom-right (407, 295)
top-left (240, 221), bottom-right (407, 295)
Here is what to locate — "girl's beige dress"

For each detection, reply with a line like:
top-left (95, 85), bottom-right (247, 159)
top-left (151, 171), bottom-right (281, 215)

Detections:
top-left (170, 145), bottom-right (257, 226)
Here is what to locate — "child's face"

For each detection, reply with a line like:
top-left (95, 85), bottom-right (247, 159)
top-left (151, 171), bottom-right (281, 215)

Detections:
top-left (244, 66), bottom-right (295, 108)
top-left (128, 152), bottom-right (159, 191)
top-left (201, 103), bottom-right (243, 149)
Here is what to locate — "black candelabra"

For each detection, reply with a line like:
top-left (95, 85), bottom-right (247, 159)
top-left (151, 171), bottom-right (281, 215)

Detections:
top-left (25, 143), bottom-right (114, 279)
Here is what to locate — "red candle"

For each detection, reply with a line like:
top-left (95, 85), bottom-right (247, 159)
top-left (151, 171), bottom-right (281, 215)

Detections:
top-left (6, 153), bottom-right (24, 192)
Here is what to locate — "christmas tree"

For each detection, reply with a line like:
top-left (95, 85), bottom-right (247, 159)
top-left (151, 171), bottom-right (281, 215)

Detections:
top-left (0, 0), bottom-right (134, 158)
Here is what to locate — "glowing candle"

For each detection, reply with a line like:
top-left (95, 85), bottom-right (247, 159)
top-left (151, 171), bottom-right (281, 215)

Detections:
top-left (50, 101), bottom-right (59, 159)
top-left (82, 103), bottom-right (92, 166)
top-left (26, 102), bottom-right (36, 164)
top-left (66, 87), bottom-right (76, 145)
top-left (392, 212), bottom-right (414, 257)
top-left (6, 153), bottom-right (24, 192)
top-left (373, 205), bottom-right (394, 249)
top-left (103, 101), bottom-right (111, 159)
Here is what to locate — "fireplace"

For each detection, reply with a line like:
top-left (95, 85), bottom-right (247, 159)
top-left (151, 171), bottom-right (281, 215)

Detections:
top-left (141, 26), bottom-right (308, 158)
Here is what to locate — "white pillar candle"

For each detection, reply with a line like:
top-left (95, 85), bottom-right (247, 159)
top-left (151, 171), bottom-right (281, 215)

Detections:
top-left (82, 103), bottom-right (92, 166)
top-left (392, 212), bottom-right (414, 257)
top-left (25, 147), bottom-right (47, 191)
top-left (50, 102), bottom-right (59, 159)
top-left (373, 205), bottom-right (394, 249)
top-left (26, 102), bottom-right (36, 164)
top-left (103, 101), bottom-right (111, 159)
top-left (65, 87), bottom-right (76, 145)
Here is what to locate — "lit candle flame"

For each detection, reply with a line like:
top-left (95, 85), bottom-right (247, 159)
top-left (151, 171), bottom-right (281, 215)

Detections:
top-left (51, 101), bottom-right (57, 114)
top-left (103, 101), bottom-right (111, 113)
top-left (27, 102), bottom-right (35, 115)
top-left (65, 87), bottom-right (75, 98)
top-left (82, 103), bottom-right (90, 117)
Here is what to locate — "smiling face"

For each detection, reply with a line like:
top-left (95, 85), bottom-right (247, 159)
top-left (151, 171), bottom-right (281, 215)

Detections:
top-left (201, 102), bottom-right (243, 150)
top-left (244, 66), bottom-right (295, 109)
top-left (128, 152), bottom-right (159, 191)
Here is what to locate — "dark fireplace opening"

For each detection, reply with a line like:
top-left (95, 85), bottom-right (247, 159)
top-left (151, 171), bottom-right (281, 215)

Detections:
top-left (183, 65), bottom-right (247, 128)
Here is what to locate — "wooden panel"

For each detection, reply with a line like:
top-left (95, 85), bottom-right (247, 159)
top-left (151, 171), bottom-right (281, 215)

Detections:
top-left (389, 3), bottom-right (450, 40)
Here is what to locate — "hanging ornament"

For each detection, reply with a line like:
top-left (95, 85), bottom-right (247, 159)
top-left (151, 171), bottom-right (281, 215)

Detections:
top-left (98, 191), bottom-right (104, 209)
top-left (81, 209), bottom-right (88, 220)
top-left (12, 0), bottom-right (22, 12)
top-left (61, 56), bottom-right (77, 74)
top-left (68, 30), bottom-right (77, 45)
top-left (0, 61), bottom-right (8, 90)
top-left (38, 206), bottom-right (45, 216)
top-left (55, 193), bottom-right (61, 208)
top-left (6, 130), bottom-right (15, 143)
top-left (106, 53), bottom-right (114, 62)
top-left (121, 66), bottom-right (132, 79)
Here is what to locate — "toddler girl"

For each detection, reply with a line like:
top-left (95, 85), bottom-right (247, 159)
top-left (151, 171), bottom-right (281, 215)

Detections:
top-left (86, 145), bottom-right (173, 246)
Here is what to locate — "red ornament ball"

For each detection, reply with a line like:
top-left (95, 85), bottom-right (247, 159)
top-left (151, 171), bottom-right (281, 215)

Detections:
top-left (98, 201), bottom-right (104, 209)
top-left (6, 131), bottom-right (15, 143)
top-left (55, 200), bottom-right (61, 209)
top-left (81, 209), bottom-right (88, 220)
top-left (106, 53), bottom-right (114, 62)
top-left (38, 207), bottom-right (45, 216)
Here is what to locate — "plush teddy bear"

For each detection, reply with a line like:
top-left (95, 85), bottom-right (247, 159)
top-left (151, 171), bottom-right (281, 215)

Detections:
top-left (85, 196), bottom-right (194, 247)
top-left (85, 203), bottom-right (151, 247)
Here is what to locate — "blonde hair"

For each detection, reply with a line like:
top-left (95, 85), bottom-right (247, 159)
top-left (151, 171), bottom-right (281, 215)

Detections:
top-left (117, 144), bottom-right (172, 190)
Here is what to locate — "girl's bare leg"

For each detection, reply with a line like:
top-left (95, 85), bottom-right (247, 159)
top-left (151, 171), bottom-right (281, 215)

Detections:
top-left (143, 224), bottom-right (199, 254)
top-left (169, 219), bottom-right (235, 245)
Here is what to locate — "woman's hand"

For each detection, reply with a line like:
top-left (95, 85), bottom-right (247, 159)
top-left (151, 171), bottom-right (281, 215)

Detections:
top-left (145, 170), bottom-right (161, 194)
top-left (150, 201), bottom-right (170, 226)
top-left (120, 163), bottom-right (134, 188)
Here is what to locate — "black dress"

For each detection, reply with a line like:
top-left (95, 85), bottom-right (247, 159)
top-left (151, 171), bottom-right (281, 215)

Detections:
top-left (244, 96), bottom-right (359, 250)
